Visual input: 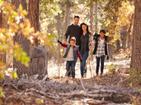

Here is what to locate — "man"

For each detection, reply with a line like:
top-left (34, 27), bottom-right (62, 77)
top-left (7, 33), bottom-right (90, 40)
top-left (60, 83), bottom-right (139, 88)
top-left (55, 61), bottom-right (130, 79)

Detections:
top-left (65, 16), bottom-right (81, 45)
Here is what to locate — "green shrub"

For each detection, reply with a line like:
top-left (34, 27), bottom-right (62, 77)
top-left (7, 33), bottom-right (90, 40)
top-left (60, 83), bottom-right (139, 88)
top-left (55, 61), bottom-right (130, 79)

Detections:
top-left (128, 69), bottom-right (141, 86)
top-left (107, 64), bottom-right (117, 74)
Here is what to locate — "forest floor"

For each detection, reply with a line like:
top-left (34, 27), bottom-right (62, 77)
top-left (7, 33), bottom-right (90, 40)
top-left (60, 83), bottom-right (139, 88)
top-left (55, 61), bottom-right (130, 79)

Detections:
top-left (1, 49), bottom-right (141, 105)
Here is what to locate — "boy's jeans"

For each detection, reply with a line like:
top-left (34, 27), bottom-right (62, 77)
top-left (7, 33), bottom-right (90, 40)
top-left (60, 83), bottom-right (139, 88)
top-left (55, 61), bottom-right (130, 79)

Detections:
top-left (66, 61), bottom-right (76, 78)
top-left (80, 51), bottom-right (89, 78)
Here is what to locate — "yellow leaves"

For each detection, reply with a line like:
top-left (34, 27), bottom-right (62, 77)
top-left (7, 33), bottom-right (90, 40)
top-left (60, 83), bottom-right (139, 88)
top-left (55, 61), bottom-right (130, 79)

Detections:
top-left (0, 1), bottom-right (50, 69)
top-left (0, 2), bottom-right (32, 67)
top-left (0, 28), bottom-right (13, 51)
top-left (0, 61), bottom-right (19, 79)
top-left (14, 44), bottom-right (30, 67)
top-left (0, 87), bottom-right (4, 98)
top-left (35, 98), bottom-right (44, 104)
top-left (0, 87), bottom-right (4, 105)
top-left (0, 0), bottom-right (3, 6)
top-left (0, 61), bottom-right (6, 80)
top-left (2, 2), bottom-right (13, 13)
top-left (5, 68), bottom-right (18, 79)
top-left (17, 4), bottom-right (27, 17)
top-left (112, 33), bottom-right (120, 42)
top-left (11, 71), bottom-right (18, 79)
top-left (0, 61), bottom-right (5, 70)
top-left (9, 23), bottom-right (19, 33)
top-left (0, 70), bottom-right (4, 79)
top-left (107, 64), bottom-right (117, 75)
top-left (43, 33), bottom-right (57, 47)
top-left (20, 19), bottom-right (35, 36)
top-left (117, 1), bottom-right (134, 27)
top-left (0, 29), bottom-right (6, 41)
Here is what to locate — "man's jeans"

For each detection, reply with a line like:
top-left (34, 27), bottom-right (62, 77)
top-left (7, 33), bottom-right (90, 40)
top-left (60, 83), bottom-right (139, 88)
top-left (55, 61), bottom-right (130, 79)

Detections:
top-left (80, 51), bottom-right (89, 77)
top-left (66, 61), bottom-right (76, 78)
top-left (96, 55), bottom-right (105, 75)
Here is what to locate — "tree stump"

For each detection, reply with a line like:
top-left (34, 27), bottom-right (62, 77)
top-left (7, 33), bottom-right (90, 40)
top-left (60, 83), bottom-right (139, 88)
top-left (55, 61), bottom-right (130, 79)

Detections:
top-left (29, 45), bottom-right (48, 79)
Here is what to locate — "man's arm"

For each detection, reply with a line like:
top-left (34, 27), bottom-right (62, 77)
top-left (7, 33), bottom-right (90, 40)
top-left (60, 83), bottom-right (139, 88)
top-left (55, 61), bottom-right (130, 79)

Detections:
top-left (65, 26), bottom-right (71, 40)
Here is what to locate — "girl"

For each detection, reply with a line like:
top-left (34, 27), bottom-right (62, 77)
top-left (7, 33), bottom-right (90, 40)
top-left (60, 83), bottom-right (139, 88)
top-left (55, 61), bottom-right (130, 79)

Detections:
top-left (93, 30), bottom-right (109, 76)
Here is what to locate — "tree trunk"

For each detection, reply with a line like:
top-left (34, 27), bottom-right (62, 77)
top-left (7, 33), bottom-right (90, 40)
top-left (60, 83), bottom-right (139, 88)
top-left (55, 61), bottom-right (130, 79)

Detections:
top-left (0, 10), bottom-right (6, 63)
top-left (94, 0), bottom-right (98, 33)
top-left (12, 0), bottom-right (30, 75)
top-left (12, 0), bottom-right (27, 10)
top-left (131, 0), bottom-right (141, 70)
top-left (0, 10), bottom-right (2, 28)
top-left (28, 0), bottom-right (48, 78)
top-left (127, 14), bottom-right (134, 49)
top-left (13, 32), bottom-right (30, 76)
top-left (64, 0), bottom-right (71, 34)
top-left (90, 1), bottom-right (94, 34)
top-left (28, 0), bottom-right (40, 32)
top-left (56, 14), bottom-right (63, 77)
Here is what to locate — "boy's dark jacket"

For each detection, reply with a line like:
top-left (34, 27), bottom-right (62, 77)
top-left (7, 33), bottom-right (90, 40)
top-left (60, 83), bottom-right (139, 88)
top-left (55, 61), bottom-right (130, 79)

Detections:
top-left (58, 40), bottom-right (82, 61)
top-left (93, 33), bottom-right (108, 55)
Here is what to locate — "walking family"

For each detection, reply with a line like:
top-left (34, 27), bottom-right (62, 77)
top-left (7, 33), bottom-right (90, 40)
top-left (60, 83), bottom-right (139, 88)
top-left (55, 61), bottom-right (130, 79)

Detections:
top-left (58, 16), bottom-right (109, 78)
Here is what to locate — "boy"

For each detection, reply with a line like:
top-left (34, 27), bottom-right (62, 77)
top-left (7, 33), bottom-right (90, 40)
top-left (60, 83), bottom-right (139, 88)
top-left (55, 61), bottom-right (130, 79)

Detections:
top-left (58, 37), bottom-right (82, 78)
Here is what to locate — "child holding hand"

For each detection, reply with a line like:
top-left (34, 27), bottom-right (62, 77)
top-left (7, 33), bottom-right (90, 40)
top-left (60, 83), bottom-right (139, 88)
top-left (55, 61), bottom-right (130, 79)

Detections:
top-left (58, 37), bottom-right (82, 78)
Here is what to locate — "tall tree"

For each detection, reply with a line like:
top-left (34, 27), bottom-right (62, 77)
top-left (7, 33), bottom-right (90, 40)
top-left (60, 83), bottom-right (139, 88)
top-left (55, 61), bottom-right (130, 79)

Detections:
top-left (89, 1), bottom-right (95, 33)
top-left (28, 0), bottom-right (40, 32)
top-left (64, 0), bottom-right (72, 32)
top-left (12, 0), bottom-right (30, 75)
top-left (94, 0), bottom-right (98, 33)
top-left (12, 0), bottom-right (27, 10)
top-left (0, 10), bottom-right (2, 28)
top-left (131, 0), bottom-right (141, 70)
top-left (0, 10), bottom-right (6, 63)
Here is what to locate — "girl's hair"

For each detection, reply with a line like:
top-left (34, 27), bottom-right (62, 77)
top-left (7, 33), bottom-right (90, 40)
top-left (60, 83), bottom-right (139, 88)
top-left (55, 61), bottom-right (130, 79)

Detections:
top-left (100, 29), bottom-right (106, 34)
top-left (80, 23), bottom-right (90, 35)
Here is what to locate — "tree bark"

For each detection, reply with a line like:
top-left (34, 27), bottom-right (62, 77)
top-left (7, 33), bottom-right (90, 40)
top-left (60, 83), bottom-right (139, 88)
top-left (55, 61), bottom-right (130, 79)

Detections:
top-left (0, 10), bottom-right (2, 28)
top-left (90, 1), bottom-right (94, 34)
top-left (28, 0), bottom-right (40, 32)
top-left (127, 14), bottom-right (134, 49)
top-left (12, 0), bottom-right (27, 10)
top-left (12, 0), bottom-right (30, 75)
top-left (131, 0), bottom-right (141, 70)
top-left (64, 0), bottom-right (71, 34)
top-left (28, 0), bottom-right (48, 78)
top-left (13, 32), bottom-right (30, 76)
top-left (94, 0), bottom-right (98, 33)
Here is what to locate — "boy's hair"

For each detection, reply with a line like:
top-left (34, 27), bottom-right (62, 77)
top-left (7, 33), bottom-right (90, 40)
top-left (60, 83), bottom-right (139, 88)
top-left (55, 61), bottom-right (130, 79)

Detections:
top-left (70, 36), bottom-right (76, 42)
top-left (100, 29), bottom-right (106, 34)
top-left (74, 16), bottom-right (80, 19)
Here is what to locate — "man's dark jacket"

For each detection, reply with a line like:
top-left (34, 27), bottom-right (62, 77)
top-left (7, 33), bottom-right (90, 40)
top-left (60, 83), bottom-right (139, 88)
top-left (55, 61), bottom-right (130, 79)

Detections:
top-left (65, 24), bottom-right (81, 45)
